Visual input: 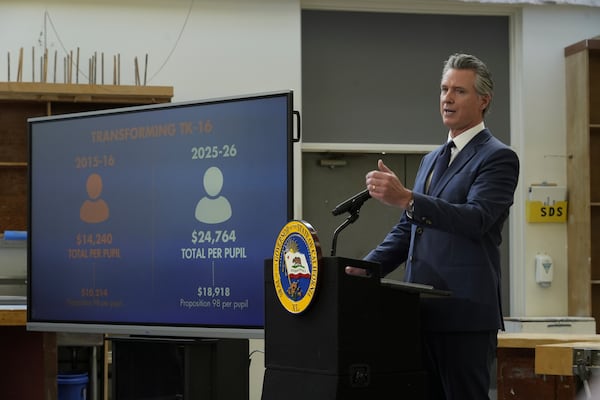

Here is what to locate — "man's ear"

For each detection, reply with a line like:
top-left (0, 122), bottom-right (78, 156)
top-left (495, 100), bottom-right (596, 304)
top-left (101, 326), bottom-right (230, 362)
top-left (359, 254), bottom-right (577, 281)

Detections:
top-left (480, 94), bottom-right (491, 111)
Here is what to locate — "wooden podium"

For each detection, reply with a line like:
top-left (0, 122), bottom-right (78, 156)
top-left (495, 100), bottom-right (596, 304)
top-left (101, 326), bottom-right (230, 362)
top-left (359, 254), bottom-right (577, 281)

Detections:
top-left (262, 256), bottom-right (444, 400)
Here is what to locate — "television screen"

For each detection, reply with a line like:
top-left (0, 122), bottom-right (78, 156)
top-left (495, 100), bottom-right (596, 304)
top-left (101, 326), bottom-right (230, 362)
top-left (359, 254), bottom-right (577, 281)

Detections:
top-left (27, 90), bottom-right (294, 339)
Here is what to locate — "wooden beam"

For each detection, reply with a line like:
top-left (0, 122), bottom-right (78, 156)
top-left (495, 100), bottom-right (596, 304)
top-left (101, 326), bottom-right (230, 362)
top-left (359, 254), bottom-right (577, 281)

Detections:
top-left (0, 82), bottom-right (173, 104)
top-left (535, 341), bottom-right (600, 376)
top-left (0, 309), bottom-right (26, 326)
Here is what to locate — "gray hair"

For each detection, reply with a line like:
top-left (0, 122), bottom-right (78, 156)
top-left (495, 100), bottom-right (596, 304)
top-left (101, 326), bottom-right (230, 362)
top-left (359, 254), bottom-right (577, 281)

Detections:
top-left (442, 53), bottom-right (494, 116)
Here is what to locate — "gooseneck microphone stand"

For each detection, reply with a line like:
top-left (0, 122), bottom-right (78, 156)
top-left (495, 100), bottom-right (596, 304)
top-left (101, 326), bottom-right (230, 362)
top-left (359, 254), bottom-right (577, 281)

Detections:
top-left (330, 205), bottom-right (362, 256)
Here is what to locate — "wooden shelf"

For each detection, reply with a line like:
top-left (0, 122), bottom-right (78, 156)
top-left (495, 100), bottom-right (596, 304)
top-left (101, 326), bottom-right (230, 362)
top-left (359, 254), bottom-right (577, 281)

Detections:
top-left (0, 82), bottom-right (173, 104)
top-left (566, 38), bottom-right (600, 329)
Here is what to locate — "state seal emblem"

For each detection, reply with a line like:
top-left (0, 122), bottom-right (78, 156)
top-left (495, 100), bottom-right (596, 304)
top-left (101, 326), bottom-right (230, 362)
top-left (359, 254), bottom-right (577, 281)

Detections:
top-left (272, 220), bottom-right (321, 314)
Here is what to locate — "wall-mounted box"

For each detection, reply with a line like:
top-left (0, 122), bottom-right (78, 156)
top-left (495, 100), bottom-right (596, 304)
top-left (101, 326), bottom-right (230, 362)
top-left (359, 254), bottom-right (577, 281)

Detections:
top-left (526, 201), bottom-right (568, 222)
top-left (526, 185), bottom-right (567, 223)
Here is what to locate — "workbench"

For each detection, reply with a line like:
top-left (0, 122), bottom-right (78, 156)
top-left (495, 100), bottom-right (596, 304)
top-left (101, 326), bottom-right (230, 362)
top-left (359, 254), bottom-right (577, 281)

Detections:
top-left (497, 332), bottom-right (600, 399)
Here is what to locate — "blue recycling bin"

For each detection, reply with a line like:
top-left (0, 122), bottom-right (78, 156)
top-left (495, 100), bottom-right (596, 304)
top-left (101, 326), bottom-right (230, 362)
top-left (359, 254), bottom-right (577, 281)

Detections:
top-left (57, 372), bottom-right (88, 400)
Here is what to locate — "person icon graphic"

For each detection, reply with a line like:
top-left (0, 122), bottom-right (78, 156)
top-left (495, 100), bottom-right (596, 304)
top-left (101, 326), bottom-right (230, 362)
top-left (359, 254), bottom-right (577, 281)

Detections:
top-left (195, 166), bottom-right (232, 224)
top-left (80, 173), bottom-right (109, 223)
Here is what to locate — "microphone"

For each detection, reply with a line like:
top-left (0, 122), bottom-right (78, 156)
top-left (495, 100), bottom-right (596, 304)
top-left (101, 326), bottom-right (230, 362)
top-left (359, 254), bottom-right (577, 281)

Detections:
top-left (331, 188), bottom-right (371, 216)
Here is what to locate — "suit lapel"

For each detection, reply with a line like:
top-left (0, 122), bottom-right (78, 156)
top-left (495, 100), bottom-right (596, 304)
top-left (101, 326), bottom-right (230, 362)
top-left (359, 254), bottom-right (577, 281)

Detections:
top-left (428, 129), bottom-right (491, 196)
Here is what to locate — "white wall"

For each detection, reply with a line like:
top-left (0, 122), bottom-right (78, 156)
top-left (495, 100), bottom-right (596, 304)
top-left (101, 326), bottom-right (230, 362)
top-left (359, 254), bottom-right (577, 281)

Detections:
top-left (516, 5), bottom-right (600, 316)
top-left (0, 0), bottom-right (301, 98)
top-left (2, 1), bottom-right (600, 399)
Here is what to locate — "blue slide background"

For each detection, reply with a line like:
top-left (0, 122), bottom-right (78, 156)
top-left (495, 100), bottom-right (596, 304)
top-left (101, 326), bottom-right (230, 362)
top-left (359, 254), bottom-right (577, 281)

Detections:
top-left (28, 92), bottom-right (292, 332)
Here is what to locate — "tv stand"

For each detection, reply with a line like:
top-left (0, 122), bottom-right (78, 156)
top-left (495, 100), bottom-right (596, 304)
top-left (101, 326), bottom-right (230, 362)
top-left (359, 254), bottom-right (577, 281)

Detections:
top-left (110, 337), bottom-right (250, 400)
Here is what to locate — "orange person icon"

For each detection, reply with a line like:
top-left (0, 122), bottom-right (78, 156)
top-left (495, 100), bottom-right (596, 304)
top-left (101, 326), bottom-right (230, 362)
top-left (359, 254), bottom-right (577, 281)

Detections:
top-left (80, 173), bottom-right (109, 223)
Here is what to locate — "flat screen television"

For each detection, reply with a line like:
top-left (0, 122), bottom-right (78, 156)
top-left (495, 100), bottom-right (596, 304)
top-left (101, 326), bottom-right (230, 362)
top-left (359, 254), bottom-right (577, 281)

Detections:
top-left (27, 90), bottom-right (294, 339)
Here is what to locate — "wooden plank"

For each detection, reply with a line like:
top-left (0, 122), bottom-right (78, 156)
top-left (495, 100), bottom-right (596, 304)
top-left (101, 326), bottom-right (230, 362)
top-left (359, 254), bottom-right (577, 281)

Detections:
top-left (566, 45), bottom-right (593, 318)
top-left (0, 82), bottom-right (173, 104)
top-left (535, 343), bottom-right (576, 376)
top-left (0, 309), bottom-right (26, 326)
top-left (535, 341), bottom-right (600, 376)
top-left (564, 38), bottom-right (600, 57)
top-left (498, 332), bottom-right (600, 349)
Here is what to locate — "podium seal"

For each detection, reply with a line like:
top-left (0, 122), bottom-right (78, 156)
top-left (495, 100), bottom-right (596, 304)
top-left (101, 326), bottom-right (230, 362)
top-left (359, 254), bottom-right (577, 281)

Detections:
top-left (272, 220), bottom-right (321, 314)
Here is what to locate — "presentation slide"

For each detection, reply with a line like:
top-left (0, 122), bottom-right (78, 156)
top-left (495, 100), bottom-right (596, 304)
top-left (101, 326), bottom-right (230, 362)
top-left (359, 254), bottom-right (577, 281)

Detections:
top-left (28, 91), bottom-right (293, 334)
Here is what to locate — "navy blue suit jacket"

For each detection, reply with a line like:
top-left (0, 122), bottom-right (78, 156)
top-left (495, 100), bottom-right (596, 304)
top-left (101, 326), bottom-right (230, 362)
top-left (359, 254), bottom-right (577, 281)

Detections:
top-left (365, 129), bottom-right (519, 332)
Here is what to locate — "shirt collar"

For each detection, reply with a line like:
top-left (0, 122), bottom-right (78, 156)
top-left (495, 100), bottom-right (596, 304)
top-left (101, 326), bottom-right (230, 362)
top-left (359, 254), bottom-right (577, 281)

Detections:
top-left (447, 121), bottom-right (485, 152)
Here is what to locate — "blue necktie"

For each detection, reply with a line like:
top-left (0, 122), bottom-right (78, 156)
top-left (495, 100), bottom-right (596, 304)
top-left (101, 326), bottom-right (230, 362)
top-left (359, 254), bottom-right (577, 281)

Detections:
top-left (429, 140), bottom-right (455, 193)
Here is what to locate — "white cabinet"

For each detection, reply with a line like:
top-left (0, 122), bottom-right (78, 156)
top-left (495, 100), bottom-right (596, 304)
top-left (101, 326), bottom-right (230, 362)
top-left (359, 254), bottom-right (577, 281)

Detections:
top-left (504, 317), bottom-right (596, 334)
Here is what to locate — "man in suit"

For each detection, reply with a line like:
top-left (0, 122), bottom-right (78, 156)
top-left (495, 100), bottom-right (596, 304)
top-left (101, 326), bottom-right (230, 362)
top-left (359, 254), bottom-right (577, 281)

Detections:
top-left (346, 53), bottom-right (519, 399)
